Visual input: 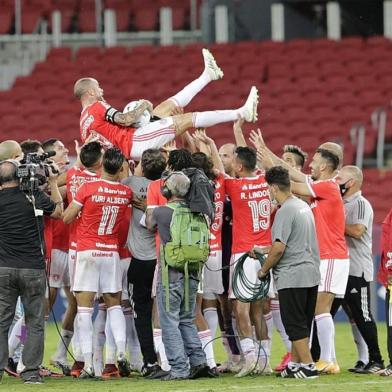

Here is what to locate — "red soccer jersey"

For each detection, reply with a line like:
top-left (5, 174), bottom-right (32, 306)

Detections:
top-left (66, 167), bottom-right (100, 249)
top-left (44, 216), bottom-right (53, 265)
top-left (80, 101), bottom-right (135, 159)
top-left (118, 205), bottom-right (132, 259)
top-left (225, 175), bottom-right (272, 254)
top-left (52, 220), bottom-right (70, 251)
top-left (146, 179), bottom-right (167, 208)
top-left (74, 180), bottom-right (133, 252)
top-left (210, 173), bottom-right (225, 252)
top-left (307, 178), bottom-right (349, 259)
top-left (378, 209), bottom-right (392, 287)
top-left (146, 179), bottom-right (167, 257)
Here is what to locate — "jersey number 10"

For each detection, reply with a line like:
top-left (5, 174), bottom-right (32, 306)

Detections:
top-left (248, 200), bottom-right (270, 232)
top-left (98, 205), bottom-right (120, 235)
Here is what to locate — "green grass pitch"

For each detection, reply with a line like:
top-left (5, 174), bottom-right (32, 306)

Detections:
top-left (2, 322), bottom-right (392, 391)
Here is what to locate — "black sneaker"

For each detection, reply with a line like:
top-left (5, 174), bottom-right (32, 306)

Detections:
top-left (354, 360), bottom-right (385, 374)
top-left (189, 364), bottom-right (218, 379)
top-left (279, 365), bottom-right (298, 378)
top-left (23, 375), bottom-right (44, 384)
top-left (117, 354), bottom-right (131, 377)
top-left (142, 364), bottom-right (169, 379)
top-left (379, 364), bottom-right (392, 376)
top-left (348, 360), bottom-right (366, 373)
top-left (4, 358), bottom-right (19, 378)
top-left (160, 373), bottom-right (188, 381)
top-left (293, 366), bottom-right (319, 379)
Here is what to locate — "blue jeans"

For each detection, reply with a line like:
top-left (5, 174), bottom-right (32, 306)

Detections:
top-left (157, 275), bottom-right (206, 377)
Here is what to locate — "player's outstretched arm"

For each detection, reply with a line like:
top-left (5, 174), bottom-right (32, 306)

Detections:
top-left (233, 119), bottom-right (247, 147)
top-left (114, 100), bottom-right (153, 127)
top-left (250, 129), bottom-right (307, 183)
top-left (194, 129), bottom-right (225, 174)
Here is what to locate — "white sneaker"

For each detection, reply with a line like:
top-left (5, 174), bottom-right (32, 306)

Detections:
top-left (258, 357), bottom-right (273, 375)
top-left (78, 366), bottom-right (95, 379)
top-left (17, 359), bottom-right (25, 374)
top-left (202, 48), bottom-right (224, 80)
top-left (241, 86), bottom-right (259, 123)
top-left (235, 357), bottom-right (258, 378)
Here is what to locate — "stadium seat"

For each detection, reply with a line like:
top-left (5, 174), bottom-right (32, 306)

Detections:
top-left (21, 8), bottom-right (42, 34)
top-left (0, 8), bottom-right (13, 34)
top-left (132, 6), bottom-right (159, 31)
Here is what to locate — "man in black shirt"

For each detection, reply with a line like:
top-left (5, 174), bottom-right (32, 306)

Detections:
top-left (0, 160), bottom-right (62, 384)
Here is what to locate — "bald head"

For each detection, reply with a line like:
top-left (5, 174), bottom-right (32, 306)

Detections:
top-left (339, 165), bottom-right (363, 185)
top-left (219, 143), bottom-right (236, 175)
top-left (0, 140), bottom-right (23, 161)
top-left (318, 142), bottom-right (343, 169)
top-left (335, 165), bottom-right (363, 198)
top-left (0, 160), bottom-right (18, 186)
top-left (74, 78), bottom-right (98, 99)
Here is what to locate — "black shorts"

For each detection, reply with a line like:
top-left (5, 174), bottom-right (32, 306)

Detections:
top-left (278, 286), bottom-right (318, 342)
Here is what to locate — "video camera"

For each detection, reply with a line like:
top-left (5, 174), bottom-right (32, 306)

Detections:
top-left (17, 151), bottom-right (58, 192)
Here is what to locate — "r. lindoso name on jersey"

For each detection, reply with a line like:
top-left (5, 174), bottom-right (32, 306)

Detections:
top-left (239, 181), bottom-right (269, 200)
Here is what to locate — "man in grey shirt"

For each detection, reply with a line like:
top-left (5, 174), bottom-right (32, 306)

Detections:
top-left (256, 166), bottom-right (320, 379)
top-left (336, 165), bottom-right (384, 374)
top-left (122, 148), bottom-right (168, 379)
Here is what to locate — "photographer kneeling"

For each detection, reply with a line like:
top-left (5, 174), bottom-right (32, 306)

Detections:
top-left (0, 159), bottom-right (62, 384)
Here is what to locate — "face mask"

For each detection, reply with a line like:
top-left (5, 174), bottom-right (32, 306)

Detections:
top-left (339, 180), bottom-right (351, 196)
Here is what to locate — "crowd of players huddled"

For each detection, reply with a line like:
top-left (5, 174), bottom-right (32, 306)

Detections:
top-left (1, 48), bottom-right (392, 383)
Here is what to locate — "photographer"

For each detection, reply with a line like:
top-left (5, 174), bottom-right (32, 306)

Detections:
top-left (0, 159), bottom-right (62, 384)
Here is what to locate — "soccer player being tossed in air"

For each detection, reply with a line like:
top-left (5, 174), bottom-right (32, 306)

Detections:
top-left (63, 148), bottom-right (133, 378)
top-left (75, 49), bottom-right (258, 160)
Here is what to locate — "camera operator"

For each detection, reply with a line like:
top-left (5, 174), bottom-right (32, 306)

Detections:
top-left (0, 159), bottom-right (62, 384)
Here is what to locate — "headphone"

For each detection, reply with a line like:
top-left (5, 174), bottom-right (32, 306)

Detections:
top-left (160, 171), bottom-right (188, 199)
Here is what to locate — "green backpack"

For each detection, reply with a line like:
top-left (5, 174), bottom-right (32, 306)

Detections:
top-left (161, 201), bottom-right (210, 311)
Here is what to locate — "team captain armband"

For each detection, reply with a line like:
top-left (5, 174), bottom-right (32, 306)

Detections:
top-left (105, 107), bottom-right (119, 123)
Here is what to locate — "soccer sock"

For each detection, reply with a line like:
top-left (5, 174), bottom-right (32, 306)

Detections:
top-left (315, 313), bottom-right (334, 362)
top-left (77, 307), bottom-right (94, 368)
top-left (260, 339), bottom-right (271, 358)
top-left (105, 315), bottom-right (117, 364)
top-left (351, 322), bottom-right (369, 364)
top-left (72, 316), bottom-right (84, 362)
top-left (193, 110), bottom-right (242, 128)
top-left (54, 329), bottom-right (74, 360)
top-left (93, 304), bottom-right (106, 375)
top-left (169, 72), bottom-right (211, 108)
top-left (203, 307), bottom-right (219, 341)
top-left (240, 338), bottom-right (256, 360)
top-left (123, 307), bottom-right (143, 370)
top-left (198, 330), bottom-right (217, 369)
top-left (8, 317), bottom-right (25, 358)
top-left (153, 328), bottom-right (170, 371)
top-left (107, 305), bottom-right (126, 355)
top-left (271, 299), bottom-right (292, 352)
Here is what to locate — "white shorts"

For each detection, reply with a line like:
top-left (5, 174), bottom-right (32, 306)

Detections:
top-left (202, 251), bottom-right (224, 300)
top-left (68, 249), bottom-right (77, 291)
top-left (73, 250), bottom-right (122, 294)
top-left (267, 271), bottom-right (276, 299)
top-left (120, 258), bottom-right (131, 301)
top-left (318, 258), bottom-right (350, 297)
top-left (229, 252), bottom-right (263, 300)
top-left (49, 249), bottom-right (70, 288)
top-left (130, 117), bottom-right (176, 160)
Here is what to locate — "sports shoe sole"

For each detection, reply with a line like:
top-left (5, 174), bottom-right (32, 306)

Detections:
top-left (242, 86), bottom-right (259, 123)
top-left (202, 48), bottom-right (224, 80)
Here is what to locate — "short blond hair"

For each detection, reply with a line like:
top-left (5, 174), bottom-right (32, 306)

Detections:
top-left (73, 78), bottom-right (96, 99)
